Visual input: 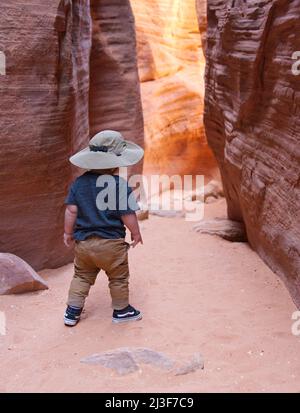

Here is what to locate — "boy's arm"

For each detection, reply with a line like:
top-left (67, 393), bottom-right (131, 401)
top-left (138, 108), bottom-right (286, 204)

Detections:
top-left (121, 212), bottom-right (143, 248)
top-left (64, 204), bottom-right (78, 247)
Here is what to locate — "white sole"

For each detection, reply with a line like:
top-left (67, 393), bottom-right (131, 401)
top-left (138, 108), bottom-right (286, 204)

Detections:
top-left (112, 314), bottom-right (143, 324)
top-left (64, 317), bottom-right (79, 326)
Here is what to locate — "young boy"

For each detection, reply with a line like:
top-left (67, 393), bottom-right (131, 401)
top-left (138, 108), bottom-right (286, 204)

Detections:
top-left (63, 130), bottom-right (144, 326)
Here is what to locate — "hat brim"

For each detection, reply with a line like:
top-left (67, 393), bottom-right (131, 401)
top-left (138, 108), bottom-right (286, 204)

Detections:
top-left (69, 140), bottom-right (144, 169)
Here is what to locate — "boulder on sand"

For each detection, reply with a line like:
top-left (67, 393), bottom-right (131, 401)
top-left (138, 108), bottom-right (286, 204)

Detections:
top-left (0, 253), bottom-right (48, 295)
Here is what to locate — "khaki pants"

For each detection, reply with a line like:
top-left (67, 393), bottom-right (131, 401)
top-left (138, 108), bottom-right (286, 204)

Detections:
top-left (67, 236), bottom-right (130, 310)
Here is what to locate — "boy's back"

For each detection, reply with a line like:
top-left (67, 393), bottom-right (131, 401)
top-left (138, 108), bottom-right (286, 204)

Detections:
top-left (66, 172), bottom-right (139, 240)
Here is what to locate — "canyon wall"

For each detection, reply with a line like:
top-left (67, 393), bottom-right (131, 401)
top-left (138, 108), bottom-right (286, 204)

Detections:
top-left (203, 1), bottom-right (300, 307)
top-left (89, 0), bottom-right (144, 175)
top-left (130, 0), bottom-right (217, 179)
top-left (0, 0), bottom-right (143, 270)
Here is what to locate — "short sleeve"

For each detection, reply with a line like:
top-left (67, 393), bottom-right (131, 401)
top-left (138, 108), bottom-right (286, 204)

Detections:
top-left (65, 182), bottom-right (77, 205)
top-left (117, 178), bottom-right (140, 215)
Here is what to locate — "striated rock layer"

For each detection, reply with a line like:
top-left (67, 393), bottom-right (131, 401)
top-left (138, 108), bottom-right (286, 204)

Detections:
top-left (130, 0), bottom-right (217, 178)
top-left (0, 0), bottom-right (143, 270)
top-left (203, 1), bottom-right (300, 306)
top-left (89, 0), bottom-right (144, 176)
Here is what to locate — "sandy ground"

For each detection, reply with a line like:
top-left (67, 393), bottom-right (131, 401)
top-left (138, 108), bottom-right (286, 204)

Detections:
top-left (0, 199), bottom-right (299, 393)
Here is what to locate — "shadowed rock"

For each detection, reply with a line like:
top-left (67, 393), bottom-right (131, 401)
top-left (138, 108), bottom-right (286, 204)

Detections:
top-left (0, 253), bottom-right (48, 295)
top-left (193, 219), bottom-right (247, 242)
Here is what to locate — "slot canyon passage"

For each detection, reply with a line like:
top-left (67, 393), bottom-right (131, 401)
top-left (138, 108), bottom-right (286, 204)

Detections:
top-left (0, 0), bottom-right (300, 393)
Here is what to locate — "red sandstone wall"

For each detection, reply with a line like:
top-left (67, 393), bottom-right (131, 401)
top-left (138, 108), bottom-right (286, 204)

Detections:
top-left (203, 0), bottom-right (300, 307)
top-left (89, 0), bottom-right (144, 175)
top-left (0, 0), bottom-right (143, 270)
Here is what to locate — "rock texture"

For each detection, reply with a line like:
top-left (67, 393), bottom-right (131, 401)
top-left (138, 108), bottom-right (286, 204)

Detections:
top-left (81, 347), bottom-right (174, 375)
top-left (0, 0), bottom-right (143, 270)
top-left (130, 0), bottom-right (217, 178)
top-left (203, 1), bottom-right (300, 306)
top-left (89, 0), bottom-right (144, 176)
top-left (0, 253), bottom-right (48, 295)
top-left (81, 347), bottom-right (204, 376)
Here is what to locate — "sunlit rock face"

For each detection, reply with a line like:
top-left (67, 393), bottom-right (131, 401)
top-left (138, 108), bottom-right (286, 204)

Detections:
top-left (203, 1), bottom-right (300, 307)
top-left (0, 0), bottom-right (143, 270)
top-left (130, 0), bottom-right (217, 179)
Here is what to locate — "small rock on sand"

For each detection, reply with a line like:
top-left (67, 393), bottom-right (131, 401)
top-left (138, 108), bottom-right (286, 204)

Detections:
top-left (0, 253), bottom-right (48, 295)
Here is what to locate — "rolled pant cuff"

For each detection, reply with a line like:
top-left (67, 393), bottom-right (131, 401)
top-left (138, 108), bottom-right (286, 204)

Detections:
top-left (112, 301), bottom-right (129, 311)
top-left (67, 300), bottom-right (84, 309)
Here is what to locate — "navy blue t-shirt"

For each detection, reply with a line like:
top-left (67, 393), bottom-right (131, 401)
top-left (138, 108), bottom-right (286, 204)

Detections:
top-left (65, 172), bottom-right (139, 240)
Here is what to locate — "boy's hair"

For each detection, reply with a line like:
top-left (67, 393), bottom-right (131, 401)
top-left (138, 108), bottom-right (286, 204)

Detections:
top-left (89, 168), bottom-right (118, 175)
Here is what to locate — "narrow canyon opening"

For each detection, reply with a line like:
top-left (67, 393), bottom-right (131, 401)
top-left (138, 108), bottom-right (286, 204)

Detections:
top-left (131, 0), bottom-right (219, 182)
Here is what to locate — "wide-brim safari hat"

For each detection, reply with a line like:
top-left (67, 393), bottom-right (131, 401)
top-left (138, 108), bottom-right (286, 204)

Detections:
top-left (69, 130), bottom-right (144, 169)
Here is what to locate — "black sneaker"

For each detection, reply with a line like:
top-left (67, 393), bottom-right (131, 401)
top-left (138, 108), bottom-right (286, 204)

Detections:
top-left (64, 305), bottom-right (83, 326)
top-left (112, 305), bottom-right (142, 324)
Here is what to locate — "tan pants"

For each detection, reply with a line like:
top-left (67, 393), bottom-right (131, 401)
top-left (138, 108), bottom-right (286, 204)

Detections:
top-left (67, 236), bottom-right (130, 310)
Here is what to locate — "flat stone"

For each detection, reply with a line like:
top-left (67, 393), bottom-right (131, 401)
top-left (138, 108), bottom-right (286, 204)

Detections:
top-left (81, 347), bottom-right (175, 375)
top-left (81, 348), bottom-right (204, 377)
top-left (193, 219), bottom-right (247, 242)
top-left (81, 350), bottom-right (139, 375)
top-left (130, 347), bottom-right (174, 370)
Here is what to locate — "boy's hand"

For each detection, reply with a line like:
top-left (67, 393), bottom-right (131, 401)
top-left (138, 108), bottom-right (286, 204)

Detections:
top-left (64, 232), bottom-right (74, 247)
top-left (121, 213), bottom-right (143, 248)
top-left (130, 232), bottom-right (143, 248)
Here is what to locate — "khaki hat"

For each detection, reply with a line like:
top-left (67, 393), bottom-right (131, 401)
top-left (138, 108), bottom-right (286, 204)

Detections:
top-left (69, 130), bottom-right (144, 169)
